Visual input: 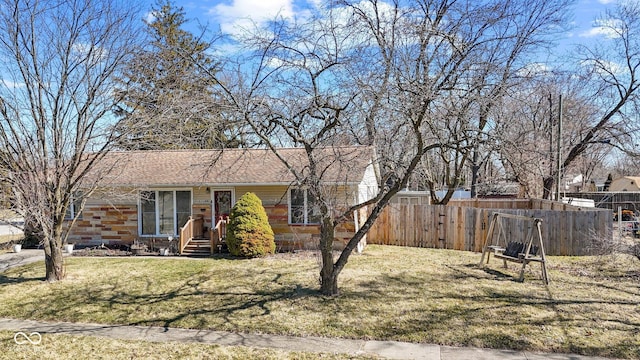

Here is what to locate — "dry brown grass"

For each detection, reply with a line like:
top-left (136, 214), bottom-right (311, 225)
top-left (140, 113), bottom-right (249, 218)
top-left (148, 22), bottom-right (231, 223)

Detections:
top-left (0, 245), bottom-right (638, 358)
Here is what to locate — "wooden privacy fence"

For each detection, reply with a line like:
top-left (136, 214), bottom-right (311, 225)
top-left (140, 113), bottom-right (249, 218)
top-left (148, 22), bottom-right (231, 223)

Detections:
top-left (367, 199), bottom-right (612, 256)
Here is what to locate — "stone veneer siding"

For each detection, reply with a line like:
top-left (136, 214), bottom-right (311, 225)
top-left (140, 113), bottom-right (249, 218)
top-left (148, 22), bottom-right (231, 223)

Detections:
top-left (263, 203), bottom-right (358, 251)
top-left (65, 204), bottom-right (138, 246)
top-left (66, 192), bottom-right (362, 251)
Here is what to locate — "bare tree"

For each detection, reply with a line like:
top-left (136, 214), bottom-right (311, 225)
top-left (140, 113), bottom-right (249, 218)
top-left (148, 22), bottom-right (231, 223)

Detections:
top-left (210, 0), bottom-right (573, 295)
top-left (0, 0), bottom-right (142, 281)
top-left (494, 76), bottom-right (609, 198)
top-left (611, 153), bottom-right (640, 176)
top-left (343, 0), bottom-right (571, 204)
top-left (212, 6), bottom-right (441, 295)
top-left (541, 0), bottom-right (640, 198)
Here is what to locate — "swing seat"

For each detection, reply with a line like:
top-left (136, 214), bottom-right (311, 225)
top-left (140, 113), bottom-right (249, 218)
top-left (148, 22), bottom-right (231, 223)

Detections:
top-left (493, 241), bottom-right (542, 263)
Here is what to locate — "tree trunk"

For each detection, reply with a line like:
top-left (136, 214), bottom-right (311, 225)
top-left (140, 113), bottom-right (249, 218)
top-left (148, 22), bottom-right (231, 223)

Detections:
top-left (44, 241), bottom-right (64, 281)
top-left (542, 176), bottom-right (555, 200)
top-left (43, 224), bottom-right (65, 281)
top-left (320, 261), bottom-right (338, 296)
top-left (470, 162), bottom-right (480, 198)
top-left (319, 216), bottom-right (339, 296)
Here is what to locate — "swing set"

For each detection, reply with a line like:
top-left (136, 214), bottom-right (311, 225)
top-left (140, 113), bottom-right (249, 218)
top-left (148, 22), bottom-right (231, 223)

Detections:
top-left (478, 213), bottom-right (549, 284)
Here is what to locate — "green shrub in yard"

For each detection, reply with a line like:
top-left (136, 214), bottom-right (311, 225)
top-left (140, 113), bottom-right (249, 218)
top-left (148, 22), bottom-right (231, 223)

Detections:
top-left (226, 192), bottom-right (275, 257)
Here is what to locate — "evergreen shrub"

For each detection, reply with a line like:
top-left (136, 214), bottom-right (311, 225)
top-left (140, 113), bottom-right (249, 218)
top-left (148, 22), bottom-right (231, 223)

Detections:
top-left (226, 192), bottom-right (275, 257)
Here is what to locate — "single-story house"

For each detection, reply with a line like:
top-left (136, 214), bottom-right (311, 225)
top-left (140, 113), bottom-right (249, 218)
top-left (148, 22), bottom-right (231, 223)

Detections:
top-left (609, 176), bottom-right (640, 192)
top-left (65, 146), bottom-right (379, 254)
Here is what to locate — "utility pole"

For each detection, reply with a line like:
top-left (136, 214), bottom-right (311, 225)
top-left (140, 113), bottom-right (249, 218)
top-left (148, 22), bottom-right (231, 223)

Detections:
top-left (548, 94), bottom-right (553, 185)
top-left (556, 94), bottom-right (563, 202)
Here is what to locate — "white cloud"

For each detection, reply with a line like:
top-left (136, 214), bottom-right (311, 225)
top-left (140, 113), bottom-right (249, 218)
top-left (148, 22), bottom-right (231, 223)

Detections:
top-left (580, 27), bottom-right (611, 37)
top-left (580, 18), bottom-right (623, 38)
top-left (144, 11), bottom-right (156, 24)
top-left (597, 0), bottom-right (615, 4)
top-left (581, 59), bottom-right (623, 76)
top-left (209, 0), bottom-right (295, 36)
top-left (1, 79), bottom-right (25, 89)
top-left (517, 63), bottom-right (551, 77)
top-left (72, 43), bottom-right (106, 64)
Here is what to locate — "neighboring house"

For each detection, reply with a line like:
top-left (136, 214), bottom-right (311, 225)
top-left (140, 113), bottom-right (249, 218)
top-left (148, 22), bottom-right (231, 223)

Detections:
top-left (65, 146), bottom-right (379, 254)
top-left (593, 179), bottom-right (607, 192)
top-left (391, 190), bottom-right (431, 205)
top-left (389, 189), bottom-right (470, 206)
top-left (562, 174), bottom-right (606, 193)
top-left (564, 174), bottom-right (584, 193)
top-left (609, 176), bottom-right (640, 192)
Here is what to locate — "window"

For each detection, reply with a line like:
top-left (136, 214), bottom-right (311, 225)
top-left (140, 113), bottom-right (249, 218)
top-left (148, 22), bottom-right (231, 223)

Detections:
top-left (289, 188), bottom-right (320, 225)
top-left (141, 191), bottom-right (156, 235)
top-left (399, 197), bottom-right (420, 205)
top-left (64, 192), bottom-right (83, 220)
top-left (140, 190), bottom-right (191, 236)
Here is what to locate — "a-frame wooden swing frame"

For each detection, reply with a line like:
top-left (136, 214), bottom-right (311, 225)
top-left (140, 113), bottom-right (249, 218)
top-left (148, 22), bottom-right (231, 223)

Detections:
top-left (478, 213), bottom-right (549, 284)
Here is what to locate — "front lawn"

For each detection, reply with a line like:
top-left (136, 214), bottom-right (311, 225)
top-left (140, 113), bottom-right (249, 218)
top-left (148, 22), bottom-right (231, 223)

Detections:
top-left (0, 246), bottom-right (638, 358)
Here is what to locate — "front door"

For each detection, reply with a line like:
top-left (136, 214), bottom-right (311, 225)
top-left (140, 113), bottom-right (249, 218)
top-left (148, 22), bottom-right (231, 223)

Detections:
top-left (213, 190), bottom-right (233, 222)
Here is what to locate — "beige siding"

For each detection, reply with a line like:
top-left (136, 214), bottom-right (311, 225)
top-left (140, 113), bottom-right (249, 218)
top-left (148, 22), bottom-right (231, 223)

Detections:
top-left (358, 163), bottom-right (379, 203)
top-left (391, 191), bottom-right (431, 205)
top-left (235, 185), bottom-right (288, 206)
top-left (191, 187), bottom-right (212, 229)
top-left (192, 187), bottom-right (210, 204)
top-left (609, 177), bottom-right (640, 192)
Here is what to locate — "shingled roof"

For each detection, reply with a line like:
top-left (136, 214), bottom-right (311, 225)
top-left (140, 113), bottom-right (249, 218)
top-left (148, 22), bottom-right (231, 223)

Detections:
top-left (93, 146), bottom-right (376, 187)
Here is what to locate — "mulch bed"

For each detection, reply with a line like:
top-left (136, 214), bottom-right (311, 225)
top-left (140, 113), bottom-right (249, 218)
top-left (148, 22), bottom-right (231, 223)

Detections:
top-left (72, 245), bottom-right (132, 257)
top-left (70, 246), bottom-right (335, 259)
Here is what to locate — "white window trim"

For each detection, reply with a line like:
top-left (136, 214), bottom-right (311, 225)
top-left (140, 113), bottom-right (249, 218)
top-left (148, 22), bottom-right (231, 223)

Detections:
top-left (139, 189), bottom-right (192, 237)
top-left (64, 192), bottom-right (83, 220)
top-left (288, 188), bottom-right (320, 225)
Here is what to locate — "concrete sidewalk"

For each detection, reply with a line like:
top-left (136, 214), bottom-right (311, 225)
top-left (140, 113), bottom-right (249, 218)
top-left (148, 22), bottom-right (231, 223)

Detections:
top-left (0, 318), bottom-right (617, 360)
top-left (0, 249), bottom-right (45, 272)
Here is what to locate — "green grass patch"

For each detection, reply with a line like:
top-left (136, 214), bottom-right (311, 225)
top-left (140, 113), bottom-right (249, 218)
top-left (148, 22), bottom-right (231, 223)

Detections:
top-left (0, 246), bottom-right (639, 358)
top-left (0, 330), bottom-right (372, 359)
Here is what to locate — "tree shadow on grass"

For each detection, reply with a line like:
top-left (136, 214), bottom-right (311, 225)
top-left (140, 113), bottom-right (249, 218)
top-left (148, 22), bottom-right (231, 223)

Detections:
top-left (122, 278), bottom-right (320, 332)
top-left (480, 267), bottom-right (515, 280)
top-left (0, 264), bottom-right (45, 285)
top-left (13, 268), bottom-right (320, 334)
top-left (346, 265), bottom-right (640, 358)
top-left (0, 273), bottom-right (44, 285)
top-left (454, 263), bottom-right (515, 281)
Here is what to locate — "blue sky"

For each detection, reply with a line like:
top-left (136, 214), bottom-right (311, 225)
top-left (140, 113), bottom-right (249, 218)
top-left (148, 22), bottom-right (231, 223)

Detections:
top-left (161, 0), bottom-right (317, 34)
top-left (571, 0), bottom-right (619, 39)
top-left (160, 0), bottom-right (617, 43)
top-left (141, 0), bottom-right (623, 72)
